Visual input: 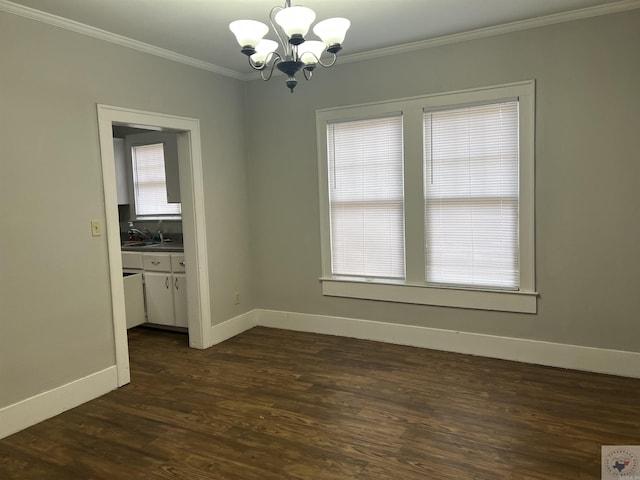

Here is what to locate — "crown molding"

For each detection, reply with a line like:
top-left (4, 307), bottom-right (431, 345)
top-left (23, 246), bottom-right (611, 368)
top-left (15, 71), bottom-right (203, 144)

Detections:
top-left (0, 0), bottom-right (244, 80)
top-left (2, 0), bottom-right (639, 81)
top-left (236, 0), bottom-right (640, 81)
top-left (339, 0), bottom-right (640, 67)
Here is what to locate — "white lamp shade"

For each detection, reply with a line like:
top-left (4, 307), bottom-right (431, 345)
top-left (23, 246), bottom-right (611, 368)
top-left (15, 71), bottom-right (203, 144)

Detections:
top-left (274, 6), bottom-right (316, 38)
top-left (229, 20), bottom-right (269, 48)
top-left (313, 17), bottom-right (350, 46)
top-left (298, 40), bottom-right (326, 65)
top-left (250, 39), bottom-right (279, 65)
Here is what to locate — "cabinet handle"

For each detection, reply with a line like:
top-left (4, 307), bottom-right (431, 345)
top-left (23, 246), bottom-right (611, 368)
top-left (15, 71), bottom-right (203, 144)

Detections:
top-left (152, 260), bottom-right (160, 265)
top-left (175, 278), bottom-right (179, 290)
top-left (165, 277), bottom-right (169, 289)
top-left (179, 261), bottom-right (186, 267)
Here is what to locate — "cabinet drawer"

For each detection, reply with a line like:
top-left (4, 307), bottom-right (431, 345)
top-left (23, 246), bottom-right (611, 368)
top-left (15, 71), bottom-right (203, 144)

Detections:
top-left (122, 251), bottom-right (143, 269)
top-left (142, 253), bottom-right (171, 272)
top-left (171, 254), bottom-right (186, 273)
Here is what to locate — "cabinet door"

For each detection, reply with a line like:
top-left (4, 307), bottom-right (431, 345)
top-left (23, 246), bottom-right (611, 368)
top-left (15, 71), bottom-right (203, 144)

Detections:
top-left (164, 138), bottom-right (181, 203)
top-left (113, 137), bottom-right (129, 205)
top-left (173, 274), bottom-right (188, 328)
top-left (123, 273), bottom-right (145, 329)
top-left (144, 272), bottom-right (175, 326)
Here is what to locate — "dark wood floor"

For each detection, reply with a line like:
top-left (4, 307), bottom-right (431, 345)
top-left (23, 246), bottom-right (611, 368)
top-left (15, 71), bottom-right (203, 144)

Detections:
top-left (1, 326), bottom-right (638, 479)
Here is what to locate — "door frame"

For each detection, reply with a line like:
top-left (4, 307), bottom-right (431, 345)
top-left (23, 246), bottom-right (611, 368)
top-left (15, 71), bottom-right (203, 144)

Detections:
top-left (97, 104), bottom-right (212, 387)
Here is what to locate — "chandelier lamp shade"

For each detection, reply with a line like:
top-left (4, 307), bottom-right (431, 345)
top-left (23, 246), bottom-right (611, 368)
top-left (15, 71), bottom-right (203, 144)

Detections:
top-left (229, 0), bottom-right (350, 92)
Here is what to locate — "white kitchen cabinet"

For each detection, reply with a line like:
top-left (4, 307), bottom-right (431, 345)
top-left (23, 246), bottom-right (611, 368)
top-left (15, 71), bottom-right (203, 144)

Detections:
top-left (171, 254), bottom-right (186, 273)
top-left (143, 253), bottom-right (171, 272)
top-left (122, 252), bottom-right (145, 329)
top-left (123, 272), bottom-right (145, 328)
top-left (164, 140), bottom-right (181, 204)
top-left (122, 251), bottom-right (143, 269)
top-left (142, 252), bottom-right (187, 328)
top-left (113, 137), bottom-right (129, 205)
top-left (173, 274), bottom-right (188, 328)
top-left (144, 271), bottom-right (175, 326)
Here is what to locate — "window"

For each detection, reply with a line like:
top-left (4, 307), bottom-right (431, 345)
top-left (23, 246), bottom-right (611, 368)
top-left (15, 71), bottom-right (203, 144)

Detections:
top-left (327, 115), bottom-right (405, 279)
top-left (131, 143), bottom-right (181, 217)
top-left (424, 101), bottom-right (519, 289)
top-left (317, 81), bottom-right (536, 313)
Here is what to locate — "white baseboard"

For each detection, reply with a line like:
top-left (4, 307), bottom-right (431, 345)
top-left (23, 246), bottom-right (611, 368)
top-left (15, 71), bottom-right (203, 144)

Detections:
top-left (254, 309), bottom-right (640, 379)
top-left (5, 309), bottom-right (637, 440)
top-left (209, 310), bottom-right (257, 346)
top-left (0, 366), bottom-right (118, 440)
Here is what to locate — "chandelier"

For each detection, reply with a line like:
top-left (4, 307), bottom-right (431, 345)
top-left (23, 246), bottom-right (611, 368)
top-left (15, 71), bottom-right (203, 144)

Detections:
top-left (229, 0), bottom-right (350, 93)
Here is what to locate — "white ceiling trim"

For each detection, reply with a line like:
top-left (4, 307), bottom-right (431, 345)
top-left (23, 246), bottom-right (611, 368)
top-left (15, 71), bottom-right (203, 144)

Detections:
top-left (2, 0), bottom-right (639, 82)
top-left (0, 0), bottom-right (243, 79)
top-left (338, 0), bottom-right (640, 68)
top-left (240, 0), bottom-right (640, 81)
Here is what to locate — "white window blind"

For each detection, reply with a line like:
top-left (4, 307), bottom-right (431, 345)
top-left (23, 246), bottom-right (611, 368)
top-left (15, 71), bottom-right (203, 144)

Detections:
top-left (131, 143), bottom-right (181, 217)
top-left (327, 115), bottom-right (405, 279)
top-left (424, 101), bottom-right (519, 289)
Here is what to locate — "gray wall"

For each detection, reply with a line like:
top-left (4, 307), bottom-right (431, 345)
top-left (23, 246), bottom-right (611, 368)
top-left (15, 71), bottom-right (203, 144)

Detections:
top-left (245, 11), bottom-right (640, 352)
top-left (1, 6), bottom-right (638, 413)
top-left (0, 11), bottom-right (254, 407)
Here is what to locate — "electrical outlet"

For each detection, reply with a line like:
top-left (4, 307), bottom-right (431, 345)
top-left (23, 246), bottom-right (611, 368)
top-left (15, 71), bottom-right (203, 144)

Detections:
top-left (234, 292), bottom-right (240, 305)
top-left (91, 219), bottom-right (102, 236)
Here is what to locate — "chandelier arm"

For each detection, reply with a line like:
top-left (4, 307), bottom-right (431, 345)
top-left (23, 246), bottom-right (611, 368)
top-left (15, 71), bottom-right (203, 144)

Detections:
top-left (248, 51), bottom-right (281, 71)
top-left (260, 55), bottom-right (282, 81)
top-left (247, 56), bottom-right (265, 71)
top-left (300, 52), bottom-right (339, 70)
top-left (269, 5), bottom-right (290, 57)
top-left (317, 52), bottom-right (338, 69)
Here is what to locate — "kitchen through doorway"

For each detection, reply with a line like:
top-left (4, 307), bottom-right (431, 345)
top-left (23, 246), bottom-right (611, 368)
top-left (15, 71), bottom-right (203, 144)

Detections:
top-left (97, 105), bottom-right (212, 388)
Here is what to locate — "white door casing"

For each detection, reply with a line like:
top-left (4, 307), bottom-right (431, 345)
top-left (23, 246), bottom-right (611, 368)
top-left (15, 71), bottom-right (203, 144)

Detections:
top-left (97, 104), bottom-right (212, 387)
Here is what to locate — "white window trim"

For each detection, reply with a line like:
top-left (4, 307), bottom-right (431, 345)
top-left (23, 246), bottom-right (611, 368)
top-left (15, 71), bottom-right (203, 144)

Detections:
top-left (316, 81), bottom-right (537, 314)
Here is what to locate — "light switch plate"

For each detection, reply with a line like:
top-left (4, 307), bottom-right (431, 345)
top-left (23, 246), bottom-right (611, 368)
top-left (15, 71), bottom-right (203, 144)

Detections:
top-left (91, 219), bottom-right (102, 236)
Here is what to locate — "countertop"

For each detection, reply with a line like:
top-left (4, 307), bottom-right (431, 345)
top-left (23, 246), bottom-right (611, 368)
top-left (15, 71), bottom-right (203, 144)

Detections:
top-left (121, 241), bottom-right (184, 253)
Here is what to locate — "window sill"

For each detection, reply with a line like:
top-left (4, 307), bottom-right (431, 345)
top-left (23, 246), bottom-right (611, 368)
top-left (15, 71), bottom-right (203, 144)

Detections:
top-left (134, 215), bottom-right (182, 221)
top-left (320, 277), bottom-right (538, 314)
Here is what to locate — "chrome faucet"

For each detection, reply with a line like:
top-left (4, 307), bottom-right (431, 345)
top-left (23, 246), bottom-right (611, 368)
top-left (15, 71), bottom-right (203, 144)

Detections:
top-left (127, 221), bottom-right (151, 241)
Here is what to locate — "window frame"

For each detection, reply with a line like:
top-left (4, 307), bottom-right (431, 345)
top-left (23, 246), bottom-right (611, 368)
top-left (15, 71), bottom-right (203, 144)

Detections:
top-left (124, 131), bottom-right (182, 221)
top-left (316, 81), bottom-right (537, 313)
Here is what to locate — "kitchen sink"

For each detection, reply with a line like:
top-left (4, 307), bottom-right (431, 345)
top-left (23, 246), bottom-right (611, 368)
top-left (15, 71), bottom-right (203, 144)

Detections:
top-left (121, 241), bottom-right (184, 252)
top-left (122, 241), bottom-right (154, 247)
top-left (142, 244), bottom-right (184, 252)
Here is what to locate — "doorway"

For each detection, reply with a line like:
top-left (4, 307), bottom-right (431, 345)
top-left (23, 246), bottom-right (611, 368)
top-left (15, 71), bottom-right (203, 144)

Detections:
top-left (97, 105), bottom-right (212, 387)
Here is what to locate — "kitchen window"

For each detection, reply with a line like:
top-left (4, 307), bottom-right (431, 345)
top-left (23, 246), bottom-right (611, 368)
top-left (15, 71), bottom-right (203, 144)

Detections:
top-left (131, 142), bottom-right (181, 217)
top-left (316, 81), bottom-right (537, 313)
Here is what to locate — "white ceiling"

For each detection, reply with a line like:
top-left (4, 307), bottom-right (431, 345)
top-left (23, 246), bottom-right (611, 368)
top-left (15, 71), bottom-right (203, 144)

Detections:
top-left (3, 0), bottom-right (635, 76)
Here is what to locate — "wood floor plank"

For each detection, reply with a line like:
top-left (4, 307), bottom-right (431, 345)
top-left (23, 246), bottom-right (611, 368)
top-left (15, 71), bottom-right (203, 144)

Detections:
top-left (1, 326), bottom-right (639, 479)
